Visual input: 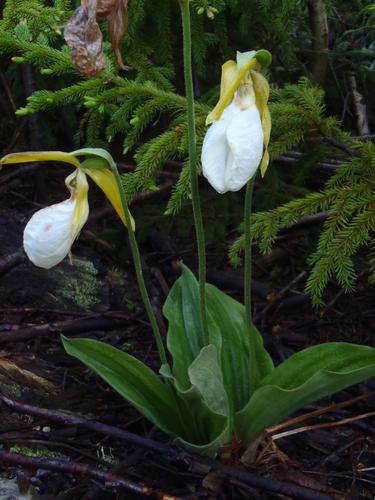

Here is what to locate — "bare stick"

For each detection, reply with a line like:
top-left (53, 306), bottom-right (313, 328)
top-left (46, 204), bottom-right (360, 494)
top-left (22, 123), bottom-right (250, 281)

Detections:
top-left (0, 315), bottom-right (129, 343)
top-left (307, 135), bottom-right (361, 157)
top-left (255, 270), bottom-right (308, 321)
top-left (0, 396), bottom-right (333, 500)
top-left (267, 392), bottom-right (374, 435)
top-left (0, 249), bottom-right (24, 275)
top-left (348, 73), bottom-right (370, 135)
top-left (272, 410), bottom-right (375, 441)
top-left (0, 450), bottom-right (176, 499)
top-left (0, 395), bottom-right (169, 453)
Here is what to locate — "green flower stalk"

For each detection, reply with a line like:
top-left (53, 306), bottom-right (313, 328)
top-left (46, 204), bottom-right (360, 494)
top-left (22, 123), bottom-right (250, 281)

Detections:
top-left (178, 0), bottom-right (209, 344)
top-left (201, 49), bottom-right (272, 338)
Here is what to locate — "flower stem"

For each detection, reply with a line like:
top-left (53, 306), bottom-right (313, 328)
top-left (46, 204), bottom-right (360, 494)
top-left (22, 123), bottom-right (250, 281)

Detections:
top-left (111, 166), bottom-right (168, 366)
top-left (244, 178), bottom-right (257, 394)
top-left (179, 0), bottom-right (209, 345)
top-left (244, 178), bottom-right (255, 326)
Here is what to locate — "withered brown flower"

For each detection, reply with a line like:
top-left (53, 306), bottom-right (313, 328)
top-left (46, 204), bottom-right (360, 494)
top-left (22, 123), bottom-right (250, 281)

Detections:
top-left (64, 0), bottom-right (129, 76)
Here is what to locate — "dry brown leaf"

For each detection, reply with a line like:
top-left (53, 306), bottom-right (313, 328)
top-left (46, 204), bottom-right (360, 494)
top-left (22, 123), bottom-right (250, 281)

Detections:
top-left (107, 0), bottom-right (130, 70)
top-left (64, 0), bottom-right (129, 76)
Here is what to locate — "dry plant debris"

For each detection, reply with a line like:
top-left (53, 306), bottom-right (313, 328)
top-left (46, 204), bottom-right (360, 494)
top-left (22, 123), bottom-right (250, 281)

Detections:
top-left (64, 0), bottom-right (129, 76)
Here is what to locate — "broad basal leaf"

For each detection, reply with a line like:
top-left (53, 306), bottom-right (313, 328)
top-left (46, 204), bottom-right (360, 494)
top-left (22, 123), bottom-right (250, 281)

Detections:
top-left (163, 265), bottom-right (273, 411)
top-left (188, 345), bottom-right (230, 416)
top-left (163, 265), bottom-right (220, 390)
top-left (235, 342), bottom-right (375, 444)
top-left (205, 283), bottom-right (273, 410)
top-left (161, 345), bottom-right (231, 457)
top-left (62, 336), bottom-right (183, 436)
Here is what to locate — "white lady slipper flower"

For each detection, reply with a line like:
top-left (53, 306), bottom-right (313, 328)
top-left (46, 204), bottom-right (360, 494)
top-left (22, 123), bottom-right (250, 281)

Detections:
top-left (23, 169), bottom-right (89, 268)
top-left (0, 149), bottom-right (134, 269)
top-left (202, 50), bottom-right (271, 194)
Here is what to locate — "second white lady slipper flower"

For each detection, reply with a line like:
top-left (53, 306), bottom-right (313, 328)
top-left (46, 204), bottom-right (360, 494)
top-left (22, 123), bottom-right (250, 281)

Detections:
top-left (0, 149), bottom-right (134, 269)
top-left (202, 50), bottom-right (271, 194)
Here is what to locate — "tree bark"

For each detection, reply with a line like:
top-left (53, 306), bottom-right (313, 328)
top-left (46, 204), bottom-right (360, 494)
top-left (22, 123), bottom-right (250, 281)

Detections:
top-left (307, 0), bottom-right (329, 86)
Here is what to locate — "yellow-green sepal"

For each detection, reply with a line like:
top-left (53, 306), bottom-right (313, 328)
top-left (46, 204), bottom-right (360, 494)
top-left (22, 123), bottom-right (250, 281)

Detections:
top-left (206, 58), bottom-right (257, 125)
top-left (206, 49), bottom-right (272, 125)
top-left (250, 70), bottom-right (271, 177)
top-left (0, 151), bottom-right (81, 170)
top-left (0, 148), bottom-right (135, 230)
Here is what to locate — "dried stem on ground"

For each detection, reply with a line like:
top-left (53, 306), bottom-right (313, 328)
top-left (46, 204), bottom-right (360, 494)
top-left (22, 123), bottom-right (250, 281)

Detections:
top-left (0, 449), bottom-right (177, 498)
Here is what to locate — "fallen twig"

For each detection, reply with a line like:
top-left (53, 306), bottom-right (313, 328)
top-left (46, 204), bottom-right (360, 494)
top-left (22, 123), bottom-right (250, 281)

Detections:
top-left (206, 269), bottom-right (270, 299)
top-left (0, 396), bottom-right (169, 453)
top-left (272, 410), bottom-right (375, 441)
top-left (255, 270), bottom-right (308, 321)
top-left (307, 134), bottom-right (361, 157)
top-left (0, 164), bottom-right (46, 186)
top-left (0, 249), bottom-right (24, 275)
top-left (0, 121), bottom-right (27, 159)
top-left (89, 180), bottom-right (174, 223)
top-left (321, 267), bottom-right (374, 317)
top-left (275, 154), bottom-right (346, 172)
top-left (277, 212), bottom-right (329, 239)
top-left (0, 432), bottom-right (110, 466)
top-left (0, 315), bottom-right (130, 343)
top-left (267, 392), bottom-right (374, 436)
top-left (0, 395), bottom-right (333, 500)
top-left (322, 436), bottom-right (366, 467)
top-left (0, 450), bottom-right (177, 498)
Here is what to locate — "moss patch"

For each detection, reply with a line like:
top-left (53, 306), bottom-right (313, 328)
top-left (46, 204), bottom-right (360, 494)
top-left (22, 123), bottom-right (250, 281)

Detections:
top-left (57, 259), bottom-right (100, 310)
top-left (9, 445), bottom-right (63, 460)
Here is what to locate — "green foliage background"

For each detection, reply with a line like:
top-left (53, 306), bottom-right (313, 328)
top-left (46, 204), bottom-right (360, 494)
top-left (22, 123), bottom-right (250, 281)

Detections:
top-left (0, 0), bottom-right (374, 305)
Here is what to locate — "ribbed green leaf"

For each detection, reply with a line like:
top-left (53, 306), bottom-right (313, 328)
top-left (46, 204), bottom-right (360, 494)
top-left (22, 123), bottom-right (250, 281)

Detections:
top-left (188, 345), bottom-right (230, 417)
top-left (163, 265), bottom-right (218, 389)
top-left (163, 265), bottom-right (273, 411)
top-left (62, 336), bottom-right (182, 436)
top-left (206, 283), bottom-right (273, 410)
top-left (236, 342), bottom-right (375, 444)
top-left (161, 345), bottom-right (231, 457)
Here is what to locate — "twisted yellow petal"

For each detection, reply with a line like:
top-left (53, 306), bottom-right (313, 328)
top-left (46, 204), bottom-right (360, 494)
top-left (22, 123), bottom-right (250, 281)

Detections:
top-left (65, 169), bottom-right (90, 234)
top-left (72, 148), bottom-right (135, 231)
top-left (83, 164), bottom-right (135, 231)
